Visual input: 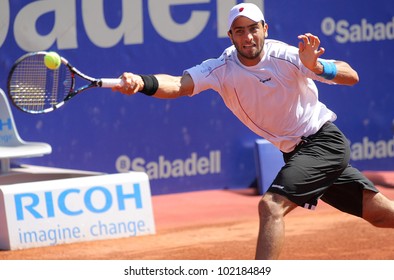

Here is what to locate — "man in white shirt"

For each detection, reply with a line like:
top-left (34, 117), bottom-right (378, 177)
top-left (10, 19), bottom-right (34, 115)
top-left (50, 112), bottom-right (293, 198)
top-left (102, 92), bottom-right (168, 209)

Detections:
top-left (113, 3), bottom-right (394, 259)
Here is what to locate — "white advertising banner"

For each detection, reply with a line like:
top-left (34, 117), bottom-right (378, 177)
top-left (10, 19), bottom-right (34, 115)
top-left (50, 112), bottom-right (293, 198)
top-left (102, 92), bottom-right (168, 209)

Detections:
top-left (0, 172), bottom-right (155, 250)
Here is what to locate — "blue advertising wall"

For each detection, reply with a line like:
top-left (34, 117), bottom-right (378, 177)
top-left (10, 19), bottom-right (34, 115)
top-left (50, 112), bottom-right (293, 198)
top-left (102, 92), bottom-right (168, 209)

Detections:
top-left (0, 0), bottom-right (393, 195)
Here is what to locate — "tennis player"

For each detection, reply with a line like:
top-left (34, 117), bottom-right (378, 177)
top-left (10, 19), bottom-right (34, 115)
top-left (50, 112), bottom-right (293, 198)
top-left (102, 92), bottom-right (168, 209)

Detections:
top-left (113, 3), bottom-right (394, 259)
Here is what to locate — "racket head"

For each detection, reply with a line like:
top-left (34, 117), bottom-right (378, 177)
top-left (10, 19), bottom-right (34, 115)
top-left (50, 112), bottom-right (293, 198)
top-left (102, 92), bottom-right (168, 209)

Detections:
top-left (7, 51), bottom-right (74, 114)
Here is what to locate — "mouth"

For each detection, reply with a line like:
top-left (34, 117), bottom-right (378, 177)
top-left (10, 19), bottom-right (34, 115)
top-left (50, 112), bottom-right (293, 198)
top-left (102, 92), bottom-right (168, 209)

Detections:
top-left (243, 43), bottom-right (256, 49)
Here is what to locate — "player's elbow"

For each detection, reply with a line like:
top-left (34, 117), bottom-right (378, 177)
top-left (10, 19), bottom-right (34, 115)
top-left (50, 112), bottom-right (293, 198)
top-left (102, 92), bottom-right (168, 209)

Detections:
top-left (347, 72), bottom-right (359, 86)
top-left (339, 62), bottom-right (359, 86)
top-left (337, 70), bottom-right (359, 86)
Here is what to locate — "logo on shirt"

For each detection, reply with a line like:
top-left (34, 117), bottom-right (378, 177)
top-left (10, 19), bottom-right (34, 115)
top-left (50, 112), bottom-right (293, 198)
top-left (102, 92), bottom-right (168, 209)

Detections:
top-left (260, 77), bottom-right (271, 83)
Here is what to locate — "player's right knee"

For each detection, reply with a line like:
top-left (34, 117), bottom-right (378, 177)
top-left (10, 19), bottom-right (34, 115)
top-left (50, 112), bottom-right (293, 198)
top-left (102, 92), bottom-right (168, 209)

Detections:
top-left (258, 193), bottom-right (281, 217)
top-left (258, 193), bottom-right (296, 218)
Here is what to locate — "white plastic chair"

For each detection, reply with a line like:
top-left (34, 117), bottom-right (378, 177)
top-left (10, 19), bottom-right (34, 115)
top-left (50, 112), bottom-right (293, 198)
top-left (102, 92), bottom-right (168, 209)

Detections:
top-left (0, 88), bottom-right (52, 174)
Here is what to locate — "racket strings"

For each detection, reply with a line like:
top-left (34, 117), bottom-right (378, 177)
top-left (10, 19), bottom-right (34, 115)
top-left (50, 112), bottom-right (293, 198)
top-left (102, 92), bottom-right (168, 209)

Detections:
top-left (8, 54), bottom-right (72, 113)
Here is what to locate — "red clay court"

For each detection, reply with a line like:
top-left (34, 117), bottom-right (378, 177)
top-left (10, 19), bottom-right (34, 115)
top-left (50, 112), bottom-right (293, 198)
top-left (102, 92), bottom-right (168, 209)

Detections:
top-left (1, 171), bottom-right (394, 260)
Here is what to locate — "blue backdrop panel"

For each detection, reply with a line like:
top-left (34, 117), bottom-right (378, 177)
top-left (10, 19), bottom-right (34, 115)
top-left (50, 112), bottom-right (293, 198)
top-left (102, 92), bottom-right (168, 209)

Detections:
top-left (0, 0), bottom-right (393, 195)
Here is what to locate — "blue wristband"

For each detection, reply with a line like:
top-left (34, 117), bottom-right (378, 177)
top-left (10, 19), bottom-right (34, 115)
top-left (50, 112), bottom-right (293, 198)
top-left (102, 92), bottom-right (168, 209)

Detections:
top-left (317, 59), bottom-right (337, 80)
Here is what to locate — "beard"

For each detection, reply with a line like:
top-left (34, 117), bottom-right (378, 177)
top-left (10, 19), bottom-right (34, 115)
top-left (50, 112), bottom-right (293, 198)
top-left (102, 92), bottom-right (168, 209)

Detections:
top-left (233, 37), bottom-right (264, 65)
top-left (236, 44), bottom-right (263, 61)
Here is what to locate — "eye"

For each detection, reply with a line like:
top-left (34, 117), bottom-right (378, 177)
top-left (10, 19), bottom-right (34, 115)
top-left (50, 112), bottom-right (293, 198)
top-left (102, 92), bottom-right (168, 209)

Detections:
top-left (250, 26), bottom-right (259, 33)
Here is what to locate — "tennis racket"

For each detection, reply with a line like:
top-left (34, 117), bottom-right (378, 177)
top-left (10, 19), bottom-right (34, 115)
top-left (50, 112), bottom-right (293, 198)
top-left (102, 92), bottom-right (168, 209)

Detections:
top-left (7, 51), bottom-right (122, 114)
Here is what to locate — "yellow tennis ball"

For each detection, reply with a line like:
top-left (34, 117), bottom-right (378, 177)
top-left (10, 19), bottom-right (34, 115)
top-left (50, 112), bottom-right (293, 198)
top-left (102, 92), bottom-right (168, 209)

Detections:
top-left (44, 52), bottom-right (61, 70)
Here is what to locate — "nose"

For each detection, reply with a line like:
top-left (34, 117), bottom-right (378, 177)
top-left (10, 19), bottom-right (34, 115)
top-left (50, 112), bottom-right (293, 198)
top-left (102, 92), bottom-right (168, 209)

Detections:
top-left (245, 31), bottom-right (254, 42)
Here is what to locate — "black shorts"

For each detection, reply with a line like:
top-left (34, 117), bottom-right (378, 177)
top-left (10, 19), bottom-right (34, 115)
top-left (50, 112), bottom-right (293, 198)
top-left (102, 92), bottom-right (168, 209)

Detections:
top-left (267, 122), bottom-right (378, 217)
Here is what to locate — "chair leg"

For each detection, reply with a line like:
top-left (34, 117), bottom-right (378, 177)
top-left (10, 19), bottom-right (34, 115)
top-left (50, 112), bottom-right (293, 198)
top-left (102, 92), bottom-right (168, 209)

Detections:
top-left (0, 158), bottom-right (10, 174)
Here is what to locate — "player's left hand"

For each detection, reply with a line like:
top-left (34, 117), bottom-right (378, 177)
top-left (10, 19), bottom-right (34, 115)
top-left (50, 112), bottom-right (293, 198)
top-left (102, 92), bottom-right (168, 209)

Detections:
top-left (298, 33), bottom-right (325, 74)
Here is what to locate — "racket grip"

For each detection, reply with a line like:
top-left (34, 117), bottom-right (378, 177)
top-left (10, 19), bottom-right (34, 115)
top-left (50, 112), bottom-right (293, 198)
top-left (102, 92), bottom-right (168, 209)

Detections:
top-left (100, 78), bottom-right (123, 88)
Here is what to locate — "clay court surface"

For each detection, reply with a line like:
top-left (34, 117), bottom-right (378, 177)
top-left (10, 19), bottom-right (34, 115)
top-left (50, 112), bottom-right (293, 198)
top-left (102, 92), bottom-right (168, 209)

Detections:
top-left (1, 171), bottom-right (394, 260)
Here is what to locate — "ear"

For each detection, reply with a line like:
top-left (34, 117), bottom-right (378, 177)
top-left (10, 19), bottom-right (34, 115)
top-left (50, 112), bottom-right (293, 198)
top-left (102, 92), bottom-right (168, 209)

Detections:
top-left (264, 23), bottom-right (269, 38)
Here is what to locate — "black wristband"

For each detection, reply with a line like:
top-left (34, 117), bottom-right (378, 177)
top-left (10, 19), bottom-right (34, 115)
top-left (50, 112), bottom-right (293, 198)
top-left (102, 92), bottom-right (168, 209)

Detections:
top-left (139, 75), bottom-right (159, 96)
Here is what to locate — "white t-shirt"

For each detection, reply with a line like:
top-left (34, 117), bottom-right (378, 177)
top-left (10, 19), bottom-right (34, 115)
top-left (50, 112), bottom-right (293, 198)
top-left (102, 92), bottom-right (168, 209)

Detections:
top-left (185, 39), bottom-right (337, 152)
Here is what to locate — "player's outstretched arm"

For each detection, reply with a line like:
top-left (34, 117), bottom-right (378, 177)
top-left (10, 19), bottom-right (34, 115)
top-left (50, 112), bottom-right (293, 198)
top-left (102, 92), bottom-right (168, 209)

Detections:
top-left (298, 33), bottom-right (359, 86)
top-left (113, 72), bottom-right (194, 98)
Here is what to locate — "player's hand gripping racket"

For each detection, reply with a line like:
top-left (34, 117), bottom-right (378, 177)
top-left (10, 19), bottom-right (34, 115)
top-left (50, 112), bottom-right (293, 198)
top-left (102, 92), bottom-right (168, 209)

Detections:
top-left (7, 51), bottom-right (122, 114)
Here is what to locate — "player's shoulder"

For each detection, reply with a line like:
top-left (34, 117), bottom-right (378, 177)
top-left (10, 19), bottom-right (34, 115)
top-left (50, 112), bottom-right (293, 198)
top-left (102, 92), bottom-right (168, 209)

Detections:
top-left (265, 39), bottom-right (296, 53)
top-left (265, 39), bottom-right (299, 62)
top-left (198, 46), bottom-right (235, 70)
top-left (221, 45), bottom-right (237, 58)
top-left (216, 45), bottom-right (238, 65)
top-left (265, 38), bottom-right (289, 47)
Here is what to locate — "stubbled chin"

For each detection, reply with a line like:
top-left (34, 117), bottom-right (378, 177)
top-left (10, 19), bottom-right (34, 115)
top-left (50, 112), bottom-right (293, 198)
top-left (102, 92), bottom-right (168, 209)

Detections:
top-left (243, 47), bottom-right (257, 56)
